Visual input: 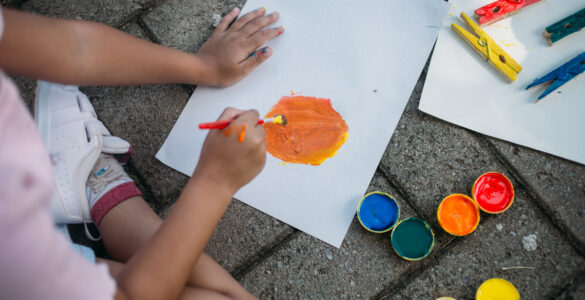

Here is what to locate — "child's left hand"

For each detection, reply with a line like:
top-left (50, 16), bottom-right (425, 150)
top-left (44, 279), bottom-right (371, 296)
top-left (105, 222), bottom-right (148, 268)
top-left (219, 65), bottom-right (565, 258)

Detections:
top-left (194, 7), bottom-right (283, 87)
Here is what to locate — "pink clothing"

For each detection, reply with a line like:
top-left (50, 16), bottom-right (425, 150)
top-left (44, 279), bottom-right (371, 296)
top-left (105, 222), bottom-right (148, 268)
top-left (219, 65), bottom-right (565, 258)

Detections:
top-left (0, 9), bottom-right (116, 300)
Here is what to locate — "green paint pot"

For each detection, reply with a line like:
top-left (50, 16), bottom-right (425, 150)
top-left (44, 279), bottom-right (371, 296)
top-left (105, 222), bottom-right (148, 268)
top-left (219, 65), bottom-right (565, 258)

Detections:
top-left (391, 217), bottom-right (434, 261)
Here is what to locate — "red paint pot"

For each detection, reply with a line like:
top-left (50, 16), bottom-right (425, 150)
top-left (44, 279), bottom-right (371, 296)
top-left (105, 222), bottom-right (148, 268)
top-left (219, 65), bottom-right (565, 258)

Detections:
top-left (472, 172), bottom-right (514, 214)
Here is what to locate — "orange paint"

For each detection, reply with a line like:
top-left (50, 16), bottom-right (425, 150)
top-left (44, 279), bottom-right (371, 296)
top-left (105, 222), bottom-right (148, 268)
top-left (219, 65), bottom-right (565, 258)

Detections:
top-left (238, 124), bottom-right (246, 143)
top-left (264, 95), bottom-right (348, 165)
top-left (437, 194), bottom-right (480, 236)
top-left (223, 125), bottom-right (233, 137)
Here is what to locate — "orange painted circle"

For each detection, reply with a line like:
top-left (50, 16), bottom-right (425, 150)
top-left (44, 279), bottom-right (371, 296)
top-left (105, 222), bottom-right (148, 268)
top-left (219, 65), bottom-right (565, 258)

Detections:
top-left (437, 194), bottom-right (480, 236)
top-left (264, 95), bottom-right (349, 165)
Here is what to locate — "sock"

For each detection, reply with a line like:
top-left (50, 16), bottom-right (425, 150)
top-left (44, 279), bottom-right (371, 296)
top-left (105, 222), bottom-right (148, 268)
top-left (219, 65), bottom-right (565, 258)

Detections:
top-left (87, 154), bottom-right (142, 225)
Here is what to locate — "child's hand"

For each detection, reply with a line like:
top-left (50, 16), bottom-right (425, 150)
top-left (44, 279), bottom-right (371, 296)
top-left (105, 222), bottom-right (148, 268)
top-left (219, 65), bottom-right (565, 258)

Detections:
top-left (193, 108), bottom-right (267, 195)
top-left (195, 7), bottom-right (283, 87)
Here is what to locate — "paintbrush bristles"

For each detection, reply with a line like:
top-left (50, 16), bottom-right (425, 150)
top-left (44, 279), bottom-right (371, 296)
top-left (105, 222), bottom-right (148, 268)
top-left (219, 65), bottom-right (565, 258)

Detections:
top-left (272, 114), bottom-right (287, 126)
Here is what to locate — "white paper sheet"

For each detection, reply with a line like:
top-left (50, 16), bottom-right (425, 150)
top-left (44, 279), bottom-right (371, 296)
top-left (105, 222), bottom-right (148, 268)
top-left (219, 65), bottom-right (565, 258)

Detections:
top-left (157, 0), bottom-right (450, 247)
top-left (420, 0), bottom-right (585, 165)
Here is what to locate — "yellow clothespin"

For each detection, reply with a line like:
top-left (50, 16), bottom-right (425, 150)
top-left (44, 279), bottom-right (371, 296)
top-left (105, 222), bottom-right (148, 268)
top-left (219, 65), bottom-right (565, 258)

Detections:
top-left (451, 12), bottom-right (522, 82)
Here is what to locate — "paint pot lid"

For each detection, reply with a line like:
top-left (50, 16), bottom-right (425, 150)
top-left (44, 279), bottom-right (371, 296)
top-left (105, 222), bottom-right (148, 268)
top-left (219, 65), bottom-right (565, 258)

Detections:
top-left (391, 217), bottom-right (434, 261)
top-left (472, 172), bottom-right (514, 214)
top-left (476, 278), bottom-right (519, 300)
top-left (437, 194), bottom-right (480, 236)
top-left (357, 192), bottom-right (400, 233)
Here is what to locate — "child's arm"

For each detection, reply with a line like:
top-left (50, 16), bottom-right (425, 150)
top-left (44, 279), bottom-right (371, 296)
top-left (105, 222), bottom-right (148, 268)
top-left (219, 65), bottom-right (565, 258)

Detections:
top-left (0, 7), bottom-right (281, 87)
top-left (114, 108), bottom-right (266, 300)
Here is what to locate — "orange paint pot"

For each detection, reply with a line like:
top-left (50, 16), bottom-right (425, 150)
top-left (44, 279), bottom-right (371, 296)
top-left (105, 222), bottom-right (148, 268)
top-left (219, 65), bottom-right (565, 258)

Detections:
top-left (437, 194), bottom-right (480, 236)
top-left (472, 172), bottom-right (514, 214)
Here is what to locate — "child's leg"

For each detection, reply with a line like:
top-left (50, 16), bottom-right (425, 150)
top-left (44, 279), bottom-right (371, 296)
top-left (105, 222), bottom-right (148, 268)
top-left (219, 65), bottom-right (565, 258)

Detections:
top-left (97, 257), bottom-right (235, 300)
top-left (97, 196), bottom-right (255, 299)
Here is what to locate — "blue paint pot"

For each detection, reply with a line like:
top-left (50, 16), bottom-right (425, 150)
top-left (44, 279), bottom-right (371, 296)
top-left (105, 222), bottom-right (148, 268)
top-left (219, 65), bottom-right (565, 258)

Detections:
top-left (357, 191), bottom-right (400, 233)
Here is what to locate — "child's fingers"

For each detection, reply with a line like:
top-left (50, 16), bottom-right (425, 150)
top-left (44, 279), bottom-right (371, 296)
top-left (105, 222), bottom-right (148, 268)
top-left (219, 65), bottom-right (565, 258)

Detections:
top-left (234, 109), bottom-right (260, 126)
top-left (217, 107), bottom-right (245, 121)
top-left (249, 26), bottom-right (284, 50)
top-left (215, 7), bottom-right (240, 32)
top-left (230, 7), bottom-right (266, 31)
top-left (242, 47), bottom-right (273, 72)
top-left (239, 12), bottom-right (279, 37)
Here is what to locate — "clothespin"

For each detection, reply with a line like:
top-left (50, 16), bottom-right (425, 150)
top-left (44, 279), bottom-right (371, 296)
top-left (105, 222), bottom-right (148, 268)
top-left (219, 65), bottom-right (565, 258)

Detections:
top-left (526, 52), bottom-right (585, 101)
top-left (544, 8), bottom-right (585, 45)
top-left (452, 12), bottom-right (522, 82)
top-left (474, 0), bottom-right (543, 26)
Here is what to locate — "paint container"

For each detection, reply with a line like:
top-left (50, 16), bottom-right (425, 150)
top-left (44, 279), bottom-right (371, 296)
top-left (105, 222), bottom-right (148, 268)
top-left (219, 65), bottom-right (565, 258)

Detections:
top-left (391, 217), bottom-right (434, 261)
top-left (357, 192), bottom-right (400, 233)
top-left (472, 172), bottom-right (514, 214)
top-left (436, 298), bottom-right (456, 300)
top-left (437, 194), bottom-right (480, 236)
top-left (476, 278), bottom-right (520, 300)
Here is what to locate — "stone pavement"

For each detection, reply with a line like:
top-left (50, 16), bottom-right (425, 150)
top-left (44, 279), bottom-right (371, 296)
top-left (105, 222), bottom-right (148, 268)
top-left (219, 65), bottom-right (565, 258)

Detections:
top-left (8, 0), bottom-right (585, 298)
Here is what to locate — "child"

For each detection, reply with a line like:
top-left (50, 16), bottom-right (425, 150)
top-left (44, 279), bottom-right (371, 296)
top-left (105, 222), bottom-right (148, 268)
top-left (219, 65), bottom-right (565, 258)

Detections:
top-left (0, 5), bottom-right (282, 299)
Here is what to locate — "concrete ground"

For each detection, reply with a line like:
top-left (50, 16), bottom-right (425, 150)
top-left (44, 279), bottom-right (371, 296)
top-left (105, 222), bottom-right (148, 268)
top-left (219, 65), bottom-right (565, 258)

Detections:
top-left (7, 0), bottom-right (585, 298)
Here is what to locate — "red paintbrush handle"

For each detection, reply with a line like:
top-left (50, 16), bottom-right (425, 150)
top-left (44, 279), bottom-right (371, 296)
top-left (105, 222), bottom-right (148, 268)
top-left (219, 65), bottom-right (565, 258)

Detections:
top-left (199, 119), bottom-right (264, 129)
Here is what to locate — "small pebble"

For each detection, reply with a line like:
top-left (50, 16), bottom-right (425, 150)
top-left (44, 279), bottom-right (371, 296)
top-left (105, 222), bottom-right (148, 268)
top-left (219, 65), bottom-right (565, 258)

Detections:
top-left (324, 249), bottom-right (334, 260)
top-left (212, 14), bottom-right (222, 27)
top-left (522, 234), bottom-right (537, 252)
top-left (496, 224), bottom-right (503, 231)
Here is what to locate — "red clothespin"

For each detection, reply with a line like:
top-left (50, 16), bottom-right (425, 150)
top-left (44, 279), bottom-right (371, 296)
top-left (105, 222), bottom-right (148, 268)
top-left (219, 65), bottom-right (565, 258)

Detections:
top-left (474, 0), bottom-right (543, 26)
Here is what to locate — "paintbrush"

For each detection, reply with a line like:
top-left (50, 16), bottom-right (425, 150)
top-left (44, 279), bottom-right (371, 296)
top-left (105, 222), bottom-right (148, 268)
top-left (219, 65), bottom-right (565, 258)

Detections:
top-left (198, 114), bottom-right (287, 130)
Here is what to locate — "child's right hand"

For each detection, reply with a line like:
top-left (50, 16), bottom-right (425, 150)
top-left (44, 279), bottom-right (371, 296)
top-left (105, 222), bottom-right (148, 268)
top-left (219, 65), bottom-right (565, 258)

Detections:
top-left (192, 108), bottom-right (267, 195)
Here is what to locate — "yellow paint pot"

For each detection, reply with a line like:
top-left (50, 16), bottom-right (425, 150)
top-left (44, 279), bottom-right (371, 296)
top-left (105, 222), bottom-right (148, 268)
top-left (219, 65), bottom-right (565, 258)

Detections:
top-left (476, 278), bottom-right (520, 300)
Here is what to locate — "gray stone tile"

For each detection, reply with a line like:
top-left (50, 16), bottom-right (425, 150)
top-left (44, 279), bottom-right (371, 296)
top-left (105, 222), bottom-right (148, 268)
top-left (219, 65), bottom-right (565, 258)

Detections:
top-left (385, 187), bottom-right (584, 299)
top-left (81, 84), bottom-right (190, 205)
top-left (487, 138), bottom-right (585, 246)
top-left (22, 0), bottom-right (155, 28)
top-left (558, 275), bottom-right (585, 300)
top-left (142, 0), bottom-right (245, 52)
top-left (239, 171), bottom-right (424, 299)
top-left (205, 200), bottom-right (294, 273)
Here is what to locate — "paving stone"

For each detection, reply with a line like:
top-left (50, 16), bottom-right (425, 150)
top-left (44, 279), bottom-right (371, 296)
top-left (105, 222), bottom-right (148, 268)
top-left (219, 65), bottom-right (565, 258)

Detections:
top-left (206, 200), bottom-right (294, 273)
top-left (142, 0), bottom-right (245, 52)
top-left (22, 0), bottom-right (155, 28)
top-left (559, 275), bottom-right (585, 300)
top-left (240, 171), bottom-right (424, 299)
top-left (384, 186), bottom-right (585, 299)
top-left (81, 84), bottom-right (190, 205)
top-left (487, 138), bottom-right (585, 247)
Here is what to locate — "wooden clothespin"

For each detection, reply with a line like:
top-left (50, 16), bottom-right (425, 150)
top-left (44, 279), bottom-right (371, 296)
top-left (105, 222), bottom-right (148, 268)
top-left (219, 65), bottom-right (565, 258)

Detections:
top-left (526, 52), bottom-right (585, 101)
top-left (452, 12), bottom-right (522, 82)
top-left (544, 8), bottom-right (585, 46)
top-left (474, 0), bottom-right (543, 26)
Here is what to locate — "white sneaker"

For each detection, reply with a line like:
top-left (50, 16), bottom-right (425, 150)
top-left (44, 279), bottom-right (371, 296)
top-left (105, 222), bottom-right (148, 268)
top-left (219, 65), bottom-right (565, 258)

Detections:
top-left (34, 81), bottom-right (131, 226)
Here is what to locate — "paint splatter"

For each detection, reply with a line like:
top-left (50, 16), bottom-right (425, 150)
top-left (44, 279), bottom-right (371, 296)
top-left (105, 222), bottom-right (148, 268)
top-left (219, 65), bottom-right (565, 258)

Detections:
top-left (264, 95), bottom-right (349, 165)
top-left (238, 124), bottom-right (247, 143)
top-left (522, 234), bottom-right (537, 252)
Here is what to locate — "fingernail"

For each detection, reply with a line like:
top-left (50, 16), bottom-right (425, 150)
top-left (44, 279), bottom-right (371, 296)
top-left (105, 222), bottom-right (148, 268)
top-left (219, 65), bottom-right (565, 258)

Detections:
top-left (232, 7), bottom-right (239, 13)
top-left (259, 7), bottom-right (266, 14)
top-left (272, 11), bottom-right (280, 19)
top-left (277, 26), bottom-right (285, 36)
top-left (260, 47), bottom-right (273, 57)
